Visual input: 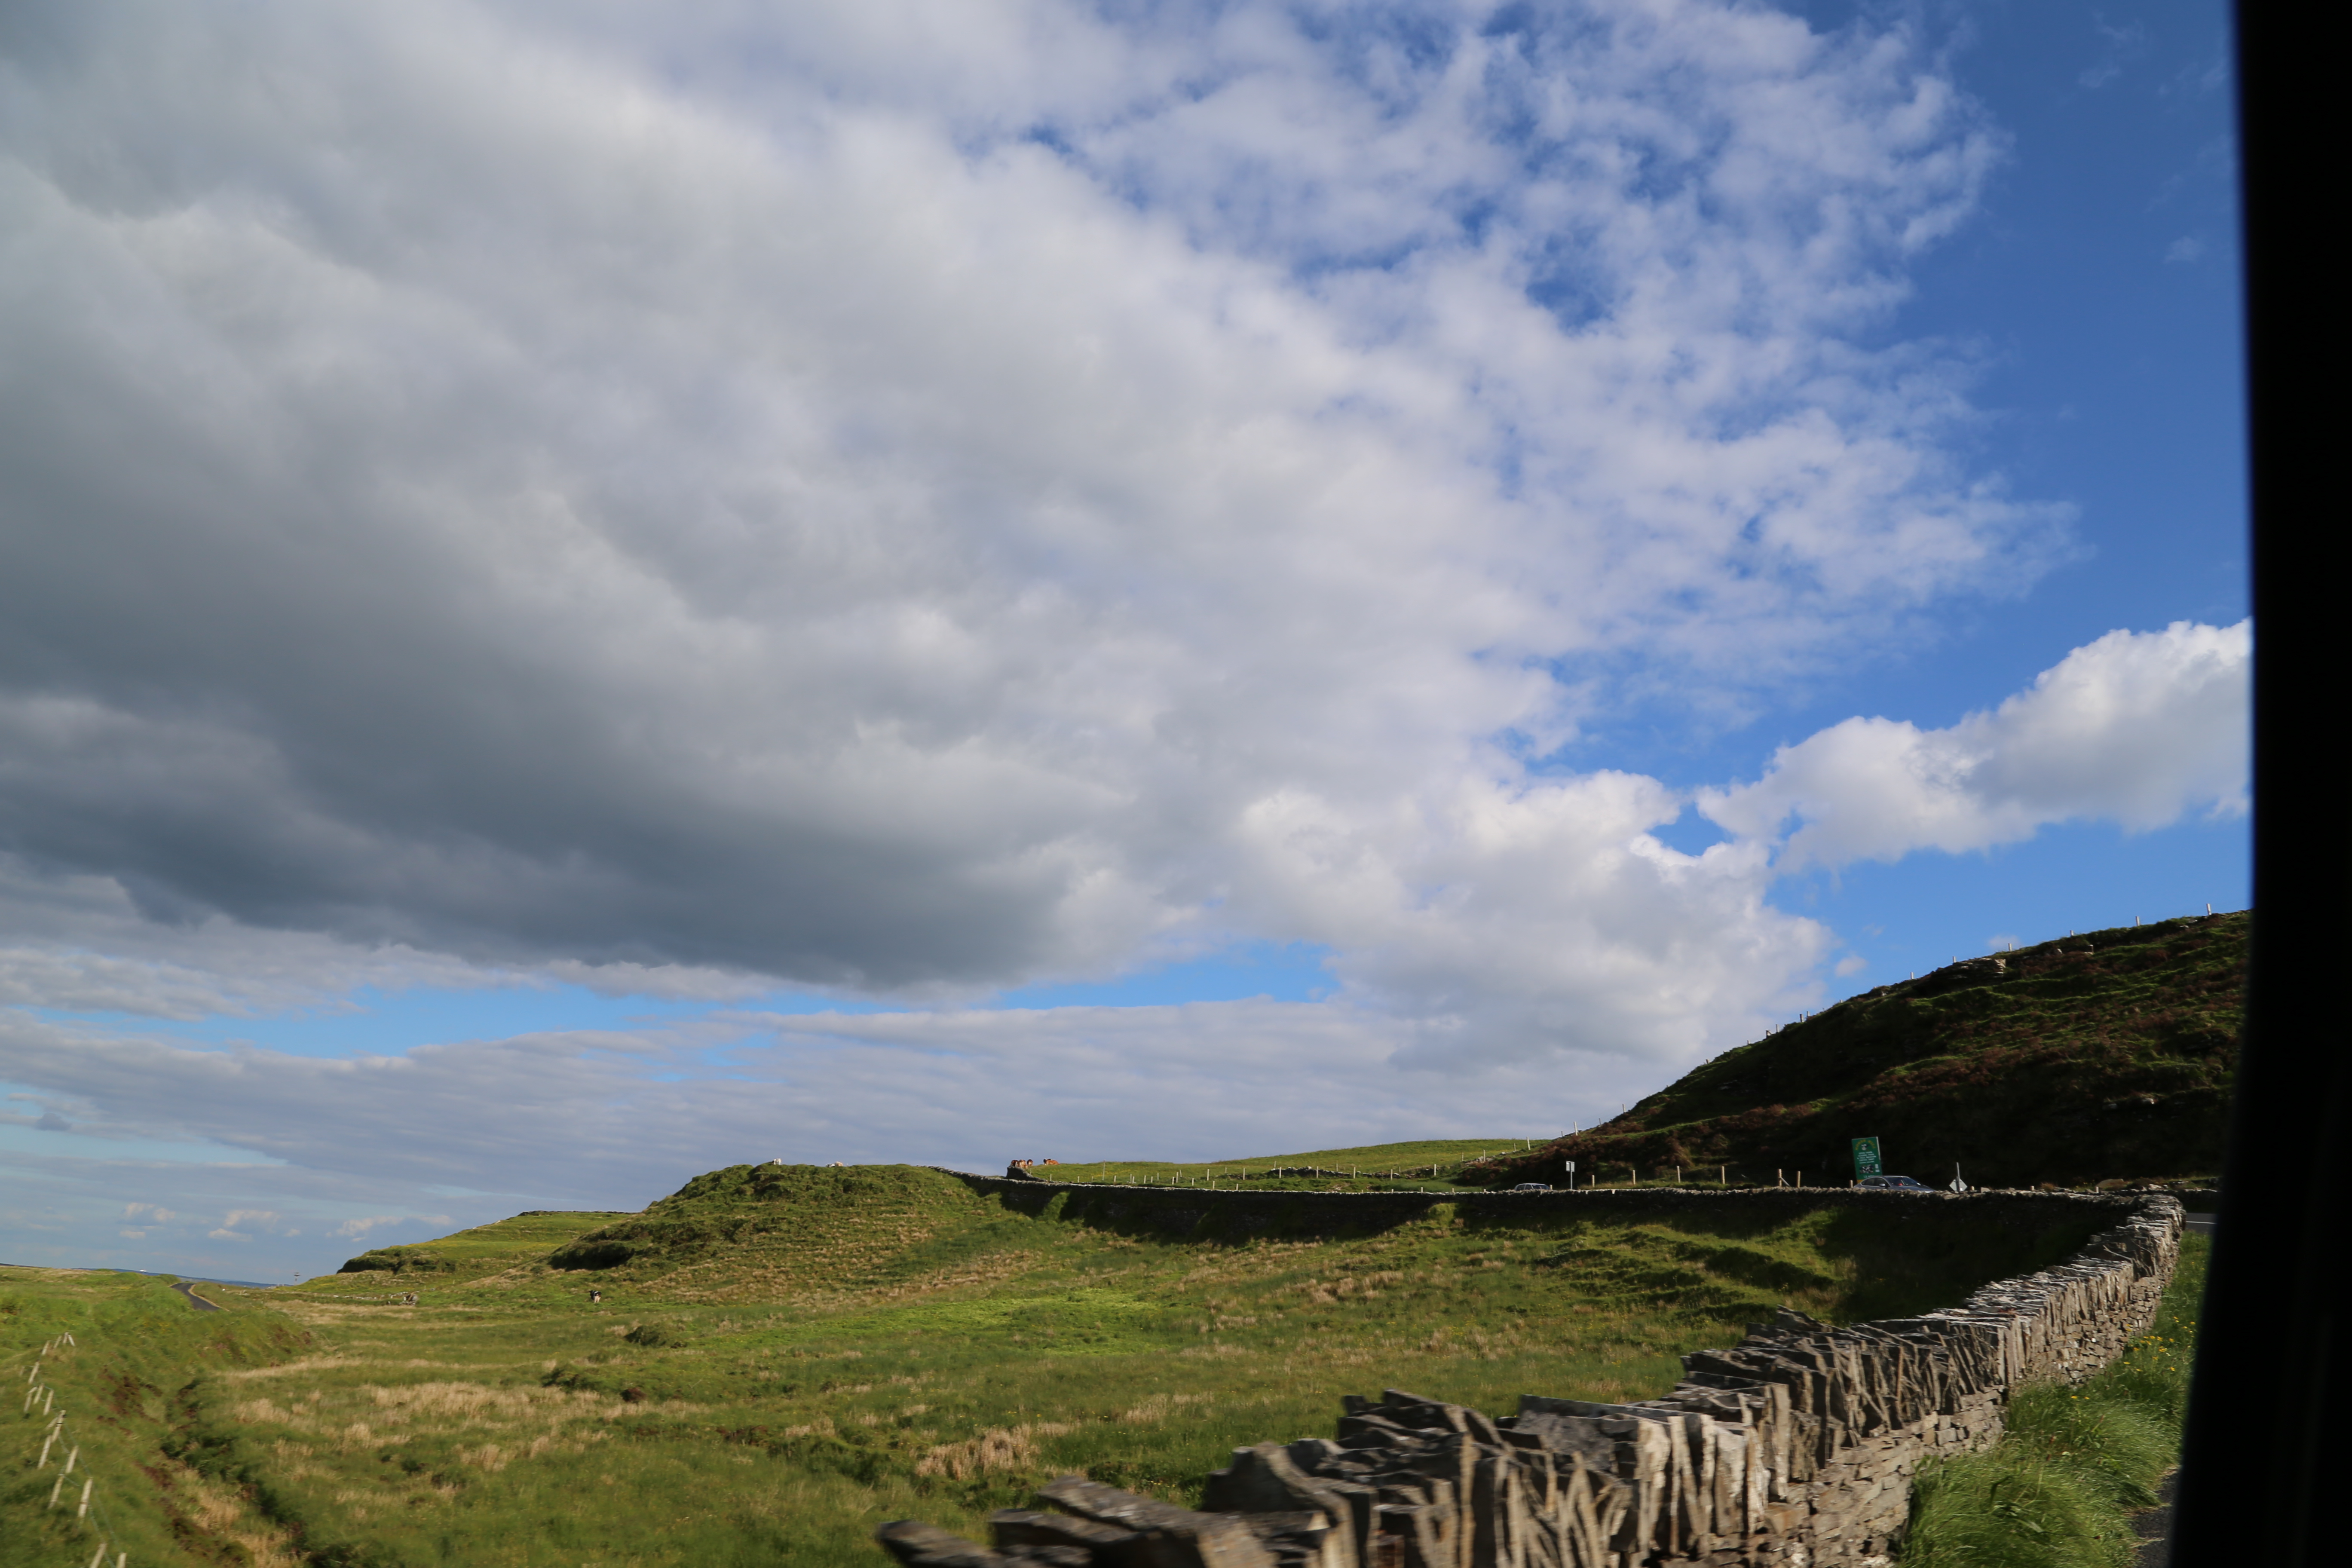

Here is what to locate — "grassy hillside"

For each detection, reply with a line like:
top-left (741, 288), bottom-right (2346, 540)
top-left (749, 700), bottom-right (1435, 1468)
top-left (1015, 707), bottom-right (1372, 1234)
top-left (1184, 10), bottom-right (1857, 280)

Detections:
top-left (1014, 1139), bottom-right (1553, 1191)
top-left (2, 1266), bottom-right (314, 1568)
top-left (12, 1167), bottom-right (2110, 1568)
top-left (1485, 911), bottom-right (2244, 1191)
top-left (323, 1210), bottom-right (631, 1285)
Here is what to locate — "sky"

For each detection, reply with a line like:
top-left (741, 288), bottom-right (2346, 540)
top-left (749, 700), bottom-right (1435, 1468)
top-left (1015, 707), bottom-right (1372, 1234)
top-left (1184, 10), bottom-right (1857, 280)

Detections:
top-left (0, 0), bottom-right (2246, 1281)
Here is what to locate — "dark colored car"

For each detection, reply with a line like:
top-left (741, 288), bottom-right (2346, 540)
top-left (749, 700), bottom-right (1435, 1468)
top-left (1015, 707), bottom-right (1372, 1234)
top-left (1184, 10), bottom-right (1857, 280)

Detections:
top-left (1858, 1175), bottom-right (1929, 1191)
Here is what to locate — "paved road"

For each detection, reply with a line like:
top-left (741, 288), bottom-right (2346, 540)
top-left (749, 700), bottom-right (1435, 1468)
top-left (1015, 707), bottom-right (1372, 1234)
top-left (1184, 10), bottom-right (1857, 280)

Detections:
top-left (2184, 1211), bottom-right (2216, 1234)
top-left (172, 1280), bottom-right (221, 1312)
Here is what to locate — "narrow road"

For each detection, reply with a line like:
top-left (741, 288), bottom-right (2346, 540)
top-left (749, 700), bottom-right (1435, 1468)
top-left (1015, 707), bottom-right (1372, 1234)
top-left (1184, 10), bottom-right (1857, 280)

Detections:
top-left (172, 1280), bottom-right (221, 1312)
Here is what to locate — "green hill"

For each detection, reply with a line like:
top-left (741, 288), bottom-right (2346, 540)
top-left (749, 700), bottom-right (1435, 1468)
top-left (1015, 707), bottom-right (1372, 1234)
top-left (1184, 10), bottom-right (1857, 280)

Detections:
top-left (315, 1208), bottom-right (632, 1283)
top-left (1014, 1138), bottom-right (1553, 1190)
top-left (1485, 910), bottom-right (2245, 1191)
top-left (288, 1147), bottom-right (1542, 1307)
top-left (89, 1166), bottom-right (2113, 1568)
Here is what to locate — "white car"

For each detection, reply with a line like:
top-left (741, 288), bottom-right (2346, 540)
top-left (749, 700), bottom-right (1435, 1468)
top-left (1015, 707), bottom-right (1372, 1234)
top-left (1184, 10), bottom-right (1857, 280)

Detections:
top-left (1510, 1182), bottom-right (1553, 1192)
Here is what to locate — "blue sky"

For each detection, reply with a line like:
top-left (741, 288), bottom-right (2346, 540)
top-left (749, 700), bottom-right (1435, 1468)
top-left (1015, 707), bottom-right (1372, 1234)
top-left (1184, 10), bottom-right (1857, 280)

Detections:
top-left (1605, 0), bottom-right (2247, 983)
top-left (0, 0), bottom-right (2245, 1278)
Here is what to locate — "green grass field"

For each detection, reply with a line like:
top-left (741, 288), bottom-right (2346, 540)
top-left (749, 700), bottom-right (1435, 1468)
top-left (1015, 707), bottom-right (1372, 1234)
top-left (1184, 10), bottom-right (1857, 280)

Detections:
top-left (5, 1159), bottom-right (2116, 1568)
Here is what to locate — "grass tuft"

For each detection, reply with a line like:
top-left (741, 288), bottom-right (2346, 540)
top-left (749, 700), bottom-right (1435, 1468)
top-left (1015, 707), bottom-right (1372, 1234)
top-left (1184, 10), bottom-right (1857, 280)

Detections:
top-left (1899, 1231), bottom-right (2206, 1566)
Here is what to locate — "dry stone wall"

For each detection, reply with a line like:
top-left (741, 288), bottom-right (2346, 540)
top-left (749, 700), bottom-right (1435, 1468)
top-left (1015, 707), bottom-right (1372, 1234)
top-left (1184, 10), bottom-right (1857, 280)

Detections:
top-left (878, 1184), bottom-right (2181, 1568)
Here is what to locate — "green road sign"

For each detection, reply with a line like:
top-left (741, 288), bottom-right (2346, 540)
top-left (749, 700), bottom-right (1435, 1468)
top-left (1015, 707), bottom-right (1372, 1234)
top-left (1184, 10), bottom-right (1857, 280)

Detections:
top-left (1851, 1137), bottom-right (1883, 1179)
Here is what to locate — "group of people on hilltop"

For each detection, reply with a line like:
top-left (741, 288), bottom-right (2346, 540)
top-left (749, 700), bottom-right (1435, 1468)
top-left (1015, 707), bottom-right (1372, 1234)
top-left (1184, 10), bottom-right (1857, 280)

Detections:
top-left (1007, 1158), bottom-right (1061, 1170)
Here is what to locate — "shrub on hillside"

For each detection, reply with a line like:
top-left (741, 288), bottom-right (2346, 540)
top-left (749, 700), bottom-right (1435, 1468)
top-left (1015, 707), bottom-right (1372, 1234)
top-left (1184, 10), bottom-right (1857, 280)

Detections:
top-left (547, 1236), bottom-right (641, 1271)
top-left (622, 1321), bottom-right (689, 1348)
top-left (335, 1246), bottom-right (454, 1275)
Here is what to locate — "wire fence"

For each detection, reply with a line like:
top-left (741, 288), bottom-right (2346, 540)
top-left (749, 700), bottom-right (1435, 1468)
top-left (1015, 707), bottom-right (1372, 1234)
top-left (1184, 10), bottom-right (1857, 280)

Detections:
top-left (1032, 1145), bottom-right (1559, 1188)
top-left (1041, 1156), bottom-right (1859, 1191)
top-left (15, 1331), bottom-right (132, 1568)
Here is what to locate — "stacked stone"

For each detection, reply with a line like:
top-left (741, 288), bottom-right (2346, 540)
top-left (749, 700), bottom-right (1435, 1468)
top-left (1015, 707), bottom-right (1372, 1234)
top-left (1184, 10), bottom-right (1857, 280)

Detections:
top-left (1924, 1197), bottom-right (2180, 1387)
top-left (1645, 1197), bottom-right (2182, 1562)
top-left (878, 1474), bottom-right (1336, 1568)
top-left (1668, 1305), bottom-right (2004, 1562)
top-left (875, 1196), bottom-right (2181, 1568)
top-left (1216, 1389), bottom-right (1638, 1568)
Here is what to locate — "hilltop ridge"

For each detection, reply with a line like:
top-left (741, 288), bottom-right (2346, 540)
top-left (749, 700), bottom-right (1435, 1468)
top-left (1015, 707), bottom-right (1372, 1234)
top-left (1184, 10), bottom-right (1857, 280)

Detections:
top-left (328, 1208), bottom-right (631, 1282)
top-left (1487, 910), bottom-right (2244, 1190)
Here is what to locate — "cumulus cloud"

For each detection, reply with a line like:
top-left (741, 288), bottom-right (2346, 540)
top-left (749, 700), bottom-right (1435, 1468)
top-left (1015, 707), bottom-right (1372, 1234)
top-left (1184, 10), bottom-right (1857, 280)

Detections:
top-left (1230, 770), bottom-right (1823, 1064)
top-left (1699, 621), bottom-right (2250, 870)
top-left (208, 1208), bottom-right (284, 1239)
top-left (0, 0), bottom-right (2039, 1021)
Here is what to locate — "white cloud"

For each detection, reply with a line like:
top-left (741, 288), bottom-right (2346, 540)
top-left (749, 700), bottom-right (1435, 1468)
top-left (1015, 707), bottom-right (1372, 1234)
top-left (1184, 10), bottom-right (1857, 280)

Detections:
top-left (2079, 15), bottom-right (2148, 89)
top-left (1699, 620), bottom-right (2250, 870)
top-left (331, 1214), bottom-right (452, 1240)
top-left (1228, 770), bottom-right (1823, 1064)
top-left (0, 0), bottom-right (2037, 1014)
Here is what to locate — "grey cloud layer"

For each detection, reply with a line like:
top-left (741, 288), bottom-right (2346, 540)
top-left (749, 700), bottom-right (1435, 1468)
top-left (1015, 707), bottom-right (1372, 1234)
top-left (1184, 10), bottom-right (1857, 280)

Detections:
top-left (2, 0), bottom-right (2056, 1040)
